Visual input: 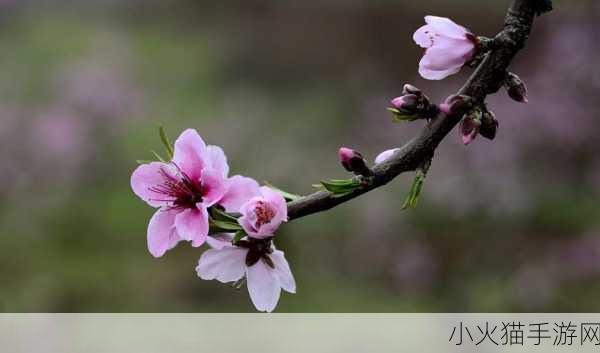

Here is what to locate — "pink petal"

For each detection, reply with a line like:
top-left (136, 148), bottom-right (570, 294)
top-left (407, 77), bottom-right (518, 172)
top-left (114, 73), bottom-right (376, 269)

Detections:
top-left (174, 206), bottom-right (209, 247)
top-left (130, 162), bottom-right (173, 208)
top-left (270, 250), bottom-right (296, 293)
top-left (196, 247), bottom-right (247, 283)
top-left (374, 148), bottom-right (400, 164)
top-left (238, 197), bottom-right (262, 236)
top-left (206, 145), bottom-right (229, 179)
top-left (424, 15), bottom-right (469, 39)
top-left (246, 260), bottom-right (281, 312)
top-left (420, 37), bottom-right (474, 71)
top-left (173, 129), bottom-right (207, 181)
top-left (413, 25), bottom-right (434, 48)
top-left (418, 64), bottom-right (461, 80)
top-left (219, 175), bottom-right (260, 212)
top-left (200, 168), bottom-right (228, 207)
top-left (147, 209), bottom-right (179, 258)
top-left (206, 233), bottom-right (235, 250)
top-left (260, 186), bottom-right (288, 223)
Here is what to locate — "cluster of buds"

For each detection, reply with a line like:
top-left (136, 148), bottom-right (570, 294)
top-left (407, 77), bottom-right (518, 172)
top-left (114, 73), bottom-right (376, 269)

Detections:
top-left (505, 72), bottom-right (528, 103)
top-left (388, 84), bottom-right (439, 121)
top-left (338, 147), bottom-right (373, 177)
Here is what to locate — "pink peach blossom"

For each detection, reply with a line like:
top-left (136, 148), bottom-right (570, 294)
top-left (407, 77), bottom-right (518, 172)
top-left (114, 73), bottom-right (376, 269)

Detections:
top-left (196, 236), bottom-right (295, 312)
top-left (413, 16), bottom-right (477, 80)
top-left (239, 186), bottom-right (288, 239)
top-left (131, 129), bottom-right (255, 257)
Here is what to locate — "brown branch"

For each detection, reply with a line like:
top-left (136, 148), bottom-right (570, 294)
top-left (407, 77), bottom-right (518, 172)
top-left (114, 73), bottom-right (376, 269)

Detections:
top-left (286, 0), bottom-right (549, 221)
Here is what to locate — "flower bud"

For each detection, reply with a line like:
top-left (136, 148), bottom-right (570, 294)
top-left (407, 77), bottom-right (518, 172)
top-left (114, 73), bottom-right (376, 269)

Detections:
top-left (338, 147), bottom-right (372, 176)
top-left (402, 84), bottom-right (422, 96)
top-left (505, 72), bottom-right (528, 103)
top-left (439, 94), bottom-right (471, 116)
top-left (479, 110), bottom-right (499, 140)
top-left (459, 114), bottom-right (481, 145)
top-left (391, 94), bottom-right (419, 114)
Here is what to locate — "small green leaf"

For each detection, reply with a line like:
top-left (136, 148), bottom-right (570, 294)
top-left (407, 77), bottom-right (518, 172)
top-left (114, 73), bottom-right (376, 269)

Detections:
top-left (209, 207), bottom-right (240, 222)
top-left (402, 171), bottom-right (426, 210)
top-left (320, 178), bottom-right (361, 196)
top-left (264, 182), bottom-right (301, 201)
top-left (136, 159), bottom-right (154, 165)
top-left (232, 230), bottom-right (246, 244)
top-left (210, 219), bottom-right (243, 231)
top-left (150, 150), bottom-right (166, 162)
top-left (159, 126), bottom-right (174, 159)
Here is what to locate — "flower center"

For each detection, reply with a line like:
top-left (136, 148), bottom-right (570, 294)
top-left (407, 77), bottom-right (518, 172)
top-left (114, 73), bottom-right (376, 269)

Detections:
top-left (236, 237), bottom-right (275, 268)
top-left (149, 163), bottom-right (204, 210)
top-left (254, 200), bottom-right (275, 228)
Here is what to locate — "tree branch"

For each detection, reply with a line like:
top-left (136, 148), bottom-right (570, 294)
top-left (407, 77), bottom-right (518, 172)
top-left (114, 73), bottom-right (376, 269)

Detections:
top-left (286, 0), bottom-right (549, 221)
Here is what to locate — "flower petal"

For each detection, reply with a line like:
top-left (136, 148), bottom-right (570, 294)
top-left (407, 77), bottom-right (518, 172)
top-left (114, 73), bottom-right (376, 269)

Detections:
top-left (424, 15), bottom-right (469, 39)
top-left (147, 209), bottom-right (179, 258)
top-left (260, 186), bottom-right (288, 223)
top-left (413, 24), bottom-right (434, 48)
top-left (246, 260), bottom-right (281, 312)
top-left (206, 145), bottom-right (229, 179)
top-left (131, 162), bottom-right (173, 208)
top-left (219, 175), bottom-right (261, 212)
top-left (418, 64), bottom-right (461, 81)
top-left (174, 206), bottom-right (209, 247)
top-left (206, 233), bottom-right (235, 250)
top-left (196, 247), bottom-right (247, 283)
top-left (374, 148), bottom-right (400, 164)
top-left (173, 129), bottom-right (207, 181)
top-left (270, 250), bottom-right (296, 294)
top-left (420, 37), bottom-right (474, 71)
top-left (200, 168), bottom-right (228, 207)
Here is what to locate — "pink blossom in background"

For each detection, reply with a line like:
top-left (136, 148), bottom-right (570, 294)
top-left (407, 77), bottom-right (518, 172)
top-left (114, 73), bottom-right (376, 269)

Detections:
top-left (239, 186), bottom-right (288, 239)
top-left (196, 235), bottom-right (296, 312)
top-left (413, 16), bottom-right (476, 80)
top-left (131, 129), bottom-right (253, 257)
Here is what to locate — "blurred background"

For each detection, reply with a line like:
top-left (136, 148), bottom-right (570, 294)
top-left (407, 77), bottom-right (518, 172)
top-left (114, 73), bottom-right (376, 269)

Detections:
top-left (0, 0), bottom-right (598, 312)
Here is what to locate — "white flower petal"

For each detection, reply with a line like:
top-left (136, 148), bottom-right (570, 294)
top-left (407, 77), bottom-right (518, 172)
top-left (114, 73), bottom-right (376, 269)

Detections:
top-left (196, 247), bottom-right (247, 283)
top-left (271, 250), bottom-right (296, 293)
top-left (246, 260), bottom-right (281, 312)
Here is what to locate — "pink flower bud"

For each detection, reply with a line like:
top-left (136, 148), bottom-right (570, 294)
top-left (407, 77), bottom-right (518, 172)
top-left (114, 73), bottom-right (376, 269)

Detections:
top-left (402, 84), bottom-right (422, 96)
top-left (338, 147), bottom-right (371, 176)
top-left (413, 16), bottom-right (477, 80)
top-left (459, 116), bottom-right (481, 145)
top-left (439, 95), bottom-right (470, 116)
top-left (479, 110), bottom-right (499, 140)
top-left (390, 94), bottom-right (419, 113)
top-left (505, 72), bottom-right (528, 103)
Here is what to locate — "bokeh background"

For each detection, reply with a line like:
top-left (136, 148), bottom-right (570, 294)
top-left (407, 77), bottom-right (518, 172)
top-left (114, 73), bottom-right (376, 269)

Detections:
top-left (0, 0), bottom-right (598, 312)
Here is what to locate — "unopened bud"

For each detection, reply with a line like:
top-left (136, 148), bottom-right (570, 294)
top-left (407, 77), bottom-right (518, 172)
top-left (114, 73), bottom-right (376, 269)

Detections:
top-left (402, 84), bottom-right (422, 96)
top-left (479, 110), bottom-right (499, 140)
top-left (459, 114), bottom-right (481, 146)
top-left (391, 94), bottom-right (419, 113)
top-left (505, 72), bottom-right (528, 103)
top-left (338, 147), bottom-right (372, 177)
top-left (439, 94), bottom-right (472, 116)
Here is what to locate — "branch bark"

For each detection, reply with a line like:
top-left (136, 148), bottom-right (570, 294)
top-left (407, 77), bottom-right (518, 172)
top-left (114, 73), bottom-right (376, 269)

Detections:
top-left (286, 0), bottom-right (548, 221)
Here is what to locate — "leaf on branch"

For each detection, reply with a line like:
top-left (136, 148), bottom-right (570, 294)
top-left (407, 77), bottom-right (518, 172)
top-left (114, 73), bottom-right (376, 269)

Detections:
top-left (150, 150), bottom-right (166, 163)
top-left (209, 207), bottom-right (240, 222)
top-left (136, 159), bottom-right (154, 165)
top-left (387, 107), bottom-right (420, 122)
top-left (402, 170), bottom-right (426, 210)
top-left (317, 178), bottom-right (362, 197)
top-left (232, 230), bottom-right (246, 244)
top-left (264, 182), bottom-right (302, 201)
top-left (209, 218), bottom-right (243, 234)
top-left (159, 125), bottom-right (174, 159)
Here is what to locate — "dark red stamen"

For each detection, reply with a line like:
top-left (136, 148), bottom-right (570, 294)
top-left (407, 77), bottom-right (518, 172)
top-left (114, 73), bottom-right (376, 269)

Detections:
top-left (148, 163), bottom-right (204, 211)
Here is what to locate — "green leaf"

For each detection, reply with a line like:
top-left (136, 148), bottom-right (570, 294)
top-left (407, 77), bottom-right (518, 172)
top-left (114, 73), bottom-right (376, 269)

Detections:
top-left (136, 159), bottom-right (154, 165)
top-left (264, 182), bottom-right (301, 201)
top-left (210, 219), bottom-right (243, 231)
top-left (150, 150), bottom-right (166, 162)
top-left (402, 171), bottom-right (425, 210)
top-left (232, 230), bottom-right (246, 244)
top-left (320, 178), bottom-right (361, 197)
top-left (209, 207), bottom-right (240, 222)
top-left (159, 125), bottom-right (174, 159)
